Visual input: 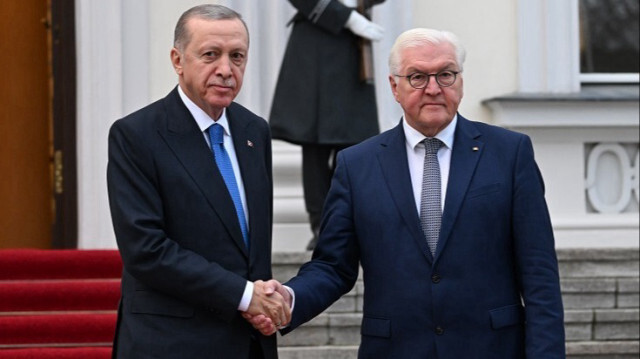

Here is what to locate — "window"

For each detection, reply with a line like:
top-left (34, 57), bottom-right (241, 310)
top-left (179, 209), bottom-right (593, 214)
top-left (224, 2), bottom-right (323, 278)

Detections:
top-left (579, 0), bottom-right (639, 83)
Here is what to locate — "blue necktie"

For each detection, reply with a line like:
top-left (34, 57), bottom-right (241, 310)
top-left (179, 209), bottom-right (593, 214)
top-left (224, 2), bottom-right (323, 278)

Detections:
top-left (208, 124), bottom-right (249, 249)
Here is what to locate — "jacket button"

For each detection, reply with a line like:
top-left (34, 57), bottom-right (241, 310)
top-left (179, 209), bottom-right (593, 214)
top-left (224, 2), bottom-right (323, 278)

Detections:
top-left (431, 274), bottom-right (441, 283)
top-left (435, 326), bottom-right (444, 335)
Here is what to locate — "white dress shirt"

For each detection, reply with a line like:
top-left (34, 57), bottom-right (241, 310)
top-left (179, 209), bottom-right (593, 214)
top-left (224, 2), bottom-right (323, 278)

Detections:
top-left (403, 114), bottom-right (457, 214)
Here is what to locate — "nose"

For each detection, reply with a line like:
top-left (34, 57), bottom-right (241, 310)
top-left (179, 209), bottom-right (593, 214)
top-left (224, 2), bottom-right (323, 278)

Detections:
top-left (216, 55), bottom-right (233, 78)
top-left (423, 76), bottom-right (441, 95)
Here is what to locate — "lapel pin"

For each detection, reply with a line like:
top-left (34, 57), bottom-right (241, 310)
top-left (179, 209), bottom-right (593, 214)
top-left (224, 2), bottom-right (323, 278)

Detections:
top-left (472, 146), bottom-right (479, 152)
top-left (247, 140), bottom-right (254, 147)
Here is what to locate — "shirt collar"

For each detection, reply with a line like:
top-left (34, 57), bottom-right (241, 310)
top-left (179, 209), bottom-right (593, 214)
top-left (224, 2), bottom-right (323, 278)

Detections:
top-left (177, 85), bottom-right (230, 136)
top-left (403, 113), bottom-right (457, 150)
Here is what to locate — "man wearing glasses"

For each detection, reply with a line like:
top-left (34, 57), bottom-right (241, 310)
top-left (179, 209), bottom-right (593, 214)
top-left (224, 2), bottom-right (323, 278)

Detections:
top-left (248, 28), bottom-right (566, 358)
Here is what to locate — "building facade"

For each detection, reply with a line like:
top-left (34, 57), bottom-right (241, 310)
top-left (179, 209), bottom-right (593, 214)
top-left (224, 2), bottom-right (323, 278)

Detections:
top-left (74, 0), bottom-right (638, 252)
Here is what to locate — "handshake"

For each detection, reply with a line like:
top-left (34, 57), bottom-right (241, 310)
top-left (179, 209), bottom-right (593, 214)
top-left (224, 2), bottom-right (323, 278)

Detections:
top-left (242, 280), bottom-right (291, 336)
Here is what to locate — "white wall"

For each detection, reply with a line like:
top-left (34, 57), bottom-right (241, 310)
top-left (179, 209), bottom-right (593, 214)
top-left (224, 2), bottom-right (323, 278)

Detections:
top-left (412, 0), bottom-right (519, 125)
top-left (76, 0), bottom-right (124, 249)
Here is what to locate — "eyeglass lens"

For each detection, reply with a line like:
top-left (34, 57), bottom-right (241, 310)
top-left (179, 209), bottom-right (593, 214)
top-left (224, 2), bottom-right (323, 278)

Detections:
top-left (409, 71), bottom-right (457, 88)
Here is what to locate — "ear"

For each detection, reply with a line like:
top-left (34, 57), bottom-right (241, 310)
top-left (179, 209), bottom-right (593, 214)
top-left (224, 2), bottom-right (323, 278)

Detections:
top-left (388, 75), bottom-right (400, 103)
top-left (170, 47), bottom-right (183, 75)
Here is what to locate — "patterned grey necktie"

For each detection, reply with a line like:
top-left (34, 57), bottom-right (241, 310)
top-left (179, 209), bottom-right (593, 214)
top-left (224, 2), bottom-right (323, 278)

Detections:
top-left (420, 137), bottom-right (444, 256)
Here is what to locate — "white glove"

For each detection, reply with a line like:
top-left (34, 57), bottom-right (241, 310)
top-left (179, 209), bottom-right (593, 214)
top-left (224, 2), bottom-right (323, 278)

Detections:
top-left (339, 0), bottom-right (357, 7)
top-left (345, 10), bottom-right (384, 41)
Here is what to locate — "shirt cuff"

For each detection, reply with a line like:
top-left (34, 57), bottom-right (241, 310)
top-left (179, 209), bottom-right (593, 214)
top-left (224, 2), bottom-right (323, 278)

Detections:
top-left (275, 285), bottom-right (295, 330)
top-left (237, 281), bottom-right (254, 312)
top-left (284, 285), bottom-right (295, 312)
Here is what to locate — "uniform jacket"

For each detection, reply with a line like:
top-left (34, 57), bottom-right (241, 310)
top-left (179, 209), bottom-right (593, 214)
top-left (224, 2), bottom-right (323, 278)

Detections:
top-left (107, 87), bottom-right (276, 358)
top-left (282, 115), bottom-right (566, 358)
top-left (269, 0), bottom-right (383, 145)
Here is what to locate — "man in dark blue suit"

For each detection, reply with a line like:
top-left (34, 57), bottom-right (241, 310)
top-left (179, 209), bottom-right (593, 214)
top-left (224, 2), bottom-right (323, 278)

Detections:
top-left (107, 5), bottom-right (290, 359)
top-left (249, 28), bottom-right (566, 358)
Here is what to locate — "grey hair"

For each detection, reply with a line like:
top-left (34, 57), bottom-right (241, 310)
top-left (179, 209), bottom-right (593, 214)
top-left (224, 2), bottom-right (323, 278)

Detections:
top-left (173, 4), bottom-right (249, 51)
top-left (388, 28), bottom-right (466, 75)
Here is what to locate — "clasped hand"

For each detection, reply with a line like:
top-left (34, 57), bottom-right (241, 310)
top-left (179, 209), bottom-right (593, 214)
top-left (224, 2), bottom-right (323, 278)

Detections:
top-left (243, 280), bottom-right (291, 336)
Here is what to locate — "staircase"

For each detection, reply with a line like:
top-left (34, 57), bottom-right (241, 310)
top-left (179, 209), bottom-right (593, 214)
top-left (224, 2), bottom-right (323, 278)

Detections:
top-left (0, 249), bottom-right (121, 359)
top-left (559, 248), bottom-right (640, 358)
top-left (0, 248), bottom-right (637, 358)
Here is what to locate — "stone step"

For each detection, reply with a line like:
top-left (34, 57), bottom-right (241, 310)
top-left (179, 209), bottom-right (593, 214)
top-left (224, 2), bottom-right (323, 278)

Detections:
top-left (565, 308), bottom-right (640, 341)
top-left (566, 340), bottom-right (640, 358)
top-left (278, 313), bottom-right (361, 347)
top-left (278, 345), bottom-right (358, 359)
top-left (561, 277), bottom-right (639, 309)
top-left (556, 248), bottom-right (640, 279)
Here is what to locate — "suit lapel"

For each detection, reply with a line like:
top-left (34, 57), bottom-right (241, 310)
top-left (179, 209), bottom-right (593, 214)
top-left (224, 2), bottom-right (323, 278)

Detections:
top-left (226, 105), bottom-right (263, 258)
top-left (436, 115), bottom-right (483, 260)
top-left (159, 89), bottom-right (249, 257)
top-left (377, 122), bottom-right (433, 264)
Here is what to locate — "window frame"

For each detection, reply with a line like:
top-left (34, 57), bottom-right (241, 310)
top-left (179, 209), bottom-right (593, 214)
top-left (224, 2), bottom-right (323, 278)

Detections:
top-left (517, 0), bottom-right (639, 93)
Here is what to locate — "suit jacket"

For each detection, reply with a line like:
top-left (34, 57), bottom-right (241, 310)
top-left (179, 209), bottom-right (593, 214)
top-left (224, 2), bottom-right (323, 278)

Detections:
top-left (283, 115), bottom-right (565, 358)
top-left (107, 88), bottom-right (276, 358)
top-left (269, 0), bottom-right (382, 145)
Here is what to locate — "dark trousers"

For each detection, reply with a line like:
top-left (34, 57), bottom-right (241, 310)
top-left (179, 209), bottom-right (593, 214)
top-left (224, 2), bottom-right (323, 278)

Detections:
top-left (302, 144), bottom-right (347, 237)
top-left (249, 337), bottom-right (264, 359)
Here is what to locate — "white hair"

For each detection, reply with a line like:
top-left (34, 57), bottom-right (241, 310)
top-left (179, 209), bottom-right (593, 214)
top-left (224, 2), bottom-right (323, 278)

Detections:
top-left (388, 28), bottom-right (466, 75)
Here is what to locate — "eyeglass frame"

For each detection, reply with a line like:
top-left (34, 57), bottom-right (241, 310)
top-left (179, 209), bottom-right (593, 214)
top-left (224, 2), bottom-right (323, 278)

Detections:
top-left (393, 70), bottom-right (460, 89)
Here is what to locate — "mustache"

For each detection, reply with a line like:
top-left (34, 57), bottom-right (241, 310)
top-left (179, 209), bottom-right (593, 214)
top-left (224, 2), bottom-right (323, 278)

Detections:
top-left (208, 78), bottom-right (235, 88)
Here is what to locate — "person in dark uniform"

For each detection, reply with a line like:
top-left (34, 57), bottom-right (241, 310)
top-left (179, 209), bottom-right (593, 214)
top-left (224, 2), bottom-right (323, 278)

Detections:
top-left (269, 0), bottom-right (385, 250)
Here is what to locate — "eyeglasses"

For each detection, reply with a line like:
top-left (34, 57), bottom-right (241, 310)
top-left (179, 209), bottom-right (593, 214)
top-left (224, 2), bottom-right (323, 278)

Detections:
top-left (394, 70), bottom-right (460, 89)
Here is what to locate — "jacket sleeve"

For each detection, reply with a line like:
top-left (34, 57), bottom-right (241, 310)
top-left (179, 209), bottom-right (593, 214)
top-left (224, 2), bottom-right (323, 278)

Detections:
top-left (511, 134), bottom-right (566, 357)
top-left (282, 151), bottom-right (360, 332)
